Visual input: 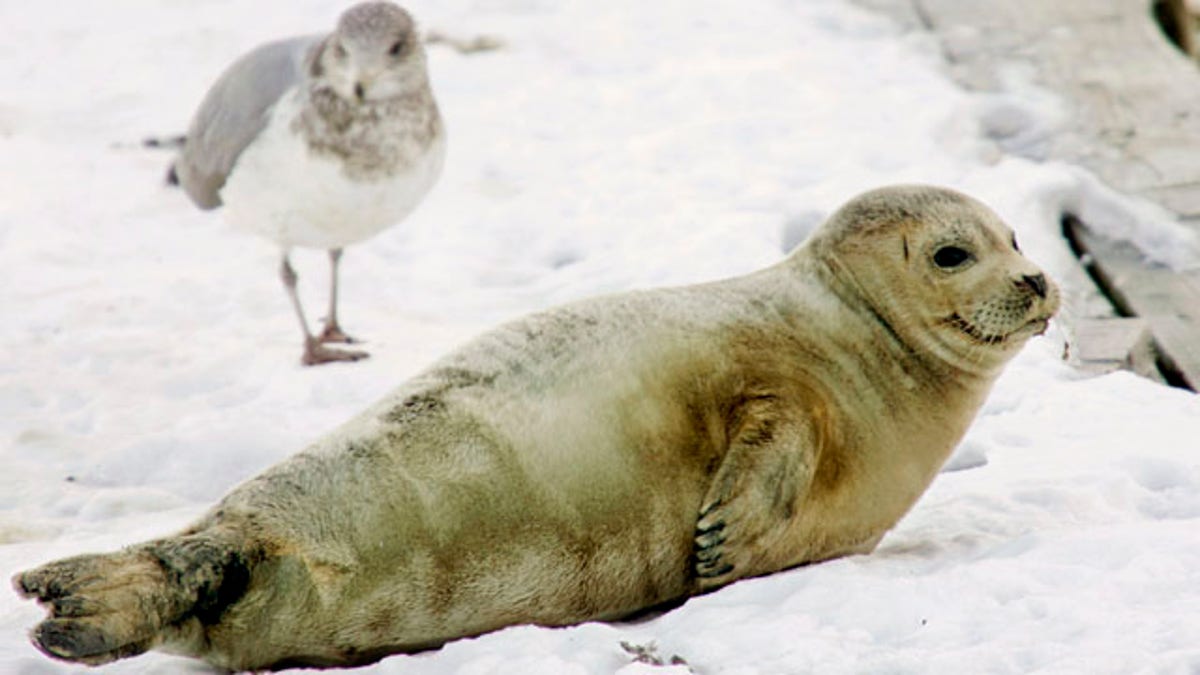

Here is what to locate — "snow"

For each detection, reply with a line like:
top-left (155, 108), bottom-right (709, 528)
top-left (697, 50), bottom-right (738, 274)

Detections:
top-left (2, 0), bottom-right (1199, 673)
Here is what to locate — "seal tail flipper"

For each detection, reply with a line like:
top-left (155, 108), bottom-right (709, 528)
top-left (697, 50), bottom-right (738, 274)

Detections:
top-left (14, 548), bottom-right (186, 665)
top-left (12, 532), bottom-right (255, 666)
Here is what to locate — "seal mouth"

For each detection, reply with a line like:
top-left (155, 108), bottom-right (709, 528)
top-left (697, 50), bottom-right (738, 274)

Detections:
top-left (944, 312), bottom-right (1053, 345)
top-left (944, 313), bottom-right (1008, 345)
top-left (1024, 314), bottom-right (1052, 337)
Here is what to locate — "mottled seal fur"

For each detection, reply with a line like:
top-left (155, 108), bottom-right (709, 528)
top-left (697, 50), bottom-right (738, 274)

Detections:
top-left (13, 185), bottom-right (1059, 670)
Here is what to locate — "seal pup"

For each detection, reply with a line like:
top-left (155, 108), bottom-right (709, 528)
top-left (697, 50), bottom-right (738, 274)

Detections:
top-left (14, 185), bottom-right (1059, 669)
top-left (172, 1), bottom-right (445, 365)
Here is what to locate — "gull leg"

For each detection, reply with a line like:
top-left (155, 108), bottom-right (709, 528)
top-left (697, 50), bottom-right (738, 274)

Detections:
top-left (319, 248), bottom-right (358, 344)
top-left (280, 252), bottom-right (367, 366)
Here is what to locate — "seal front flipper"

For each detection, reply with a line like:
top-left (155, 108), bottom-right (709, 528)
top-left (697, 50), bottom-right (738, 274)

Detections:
top-left (13, 529), bottom-right (257, 665)
top-left (692, 394), bottom-right (818, 592)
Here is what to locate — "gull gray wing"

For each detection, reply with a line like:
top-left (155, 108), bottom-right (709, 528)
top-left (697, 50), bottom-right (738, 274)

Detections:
top-left (174, 35), bottom-right (323, 209)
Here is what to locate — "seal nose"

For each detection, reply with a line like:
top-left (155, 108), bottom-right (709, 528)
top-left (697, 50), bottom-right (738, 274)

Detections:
top-left (1018, 273), bottom-right (1047, 298)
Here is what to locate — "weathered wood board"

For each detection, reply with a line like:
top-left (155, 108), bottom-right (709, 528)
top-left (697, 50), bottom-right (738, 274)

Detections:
top-left (1065, 316), bottom-right (1160, 382)
top-left (1065, 216), bottom-right (1199, 388)
top-left (855, 0), bottom-right (1200, 389)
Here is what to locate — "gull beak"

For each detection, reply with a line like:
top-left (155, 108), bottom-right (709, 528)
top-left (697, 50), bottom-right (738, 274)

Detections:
top-left (352, 68), bottom-right (382, 103)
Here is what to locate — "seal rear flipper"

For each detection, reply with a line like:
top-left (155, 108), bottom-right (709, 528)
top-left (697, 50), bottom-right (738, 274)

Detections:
top-left (692, 394), bottom-right (818, 592)
top-left (13, 531), bottom-right (258, 665)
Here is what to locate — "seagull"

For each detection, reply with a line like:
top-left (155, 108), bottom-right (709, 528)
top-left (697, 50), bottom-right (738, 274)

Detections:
top-left (172, 1), bottom-right (445, 365)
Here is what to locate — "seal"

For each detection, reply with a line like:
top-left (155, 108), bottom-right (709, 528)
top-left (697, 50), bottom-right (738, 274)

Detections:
top-left (13, 185), bottom-right (1059, 670)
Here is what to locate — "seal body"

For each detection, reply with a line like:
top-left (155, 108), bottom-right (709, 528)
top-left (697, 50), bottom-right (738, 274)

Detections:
top-left (14, 186), bottom-right (1060, 670)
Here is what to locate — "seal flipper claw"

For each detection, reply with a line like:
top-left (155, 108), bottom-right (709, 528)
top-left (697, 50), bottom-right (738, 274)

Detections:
top-left (33, 618), bottom-right (153, 665)
top-left (49, 595), bottom-right (107, 619)
top-left (693, 544), bottom-right (723, 564)
top-left (691, 499), bottom-right (740, 587)
top-left (694, 562), bottom-right (734, 579)
top-left (693, 519), bottom-right (726, 551)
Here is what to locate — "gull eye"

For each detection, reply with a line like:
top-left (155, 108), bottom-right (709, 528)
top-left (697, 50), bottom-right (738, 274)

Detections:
top-left (388, 39), bottom-right (406, 56)
top-left (933, 246), bottom-right (972, 269)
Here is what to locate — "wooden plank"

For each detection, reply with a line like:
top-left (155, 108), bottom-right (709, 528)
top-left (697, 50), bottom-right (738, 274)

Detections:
top-left (1065, 216), bottom-right (1200, 389)
top-left (898, 0), bottom-right (1200, 218)
top-left (1068, 317), bottom-right (1162, 382)
top-left (1142, 183), bottom-right (1200, 217)
top-left (1155, 315), bottom-right (1200, 390)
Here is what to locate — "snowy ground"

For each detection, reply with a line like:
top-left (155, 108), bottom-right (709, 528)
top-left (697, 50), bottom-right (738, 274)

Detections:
top-left (2, 0), bottom-right (1200, 673)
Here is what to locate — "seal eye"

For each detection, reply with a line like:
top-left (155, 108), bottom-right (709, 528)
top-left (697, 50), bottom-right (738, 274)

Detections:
top-left (933, 246), bottom-right (971, 269)
top-left (333, 43), bottom-right (348, 60)
top-left (388, 39), bottom-right (405, 56)
top-left (1011, 234), bottom-right (1021, 252)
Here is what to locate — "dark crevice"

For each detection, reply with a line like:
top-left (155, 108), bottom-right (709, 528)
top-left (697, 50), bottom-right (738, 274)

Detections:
top-left (1061, 214), bottom-right (1137, 318)
top-left (1061, 214), bottom-right (1194, 391)
top-left (1151, 345), bottom-right (1194, 389)
top-left (1153, 0), bottom-right (1194, 56)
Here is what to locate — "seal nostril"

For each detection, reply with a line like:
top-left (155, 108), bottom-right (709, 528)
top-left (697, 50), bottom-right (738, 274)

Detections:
top-left (353, 82), bottom-right (365, 101)
top-left (1021, 273), bottom-right (1047, 298)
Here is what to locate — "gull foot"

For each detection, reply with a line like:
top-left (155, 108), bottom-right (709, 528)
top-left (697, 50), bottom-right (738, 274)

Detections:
top-left (303, 338), bottom-right (368, 366)
top-left (319, 322), bottom-right (359, 344)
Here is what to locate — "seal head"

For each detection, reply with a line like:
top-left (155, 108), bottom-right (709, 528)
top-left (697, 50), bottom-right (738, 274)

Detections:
top-left (806, 185), bottom-right (1060, 377)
